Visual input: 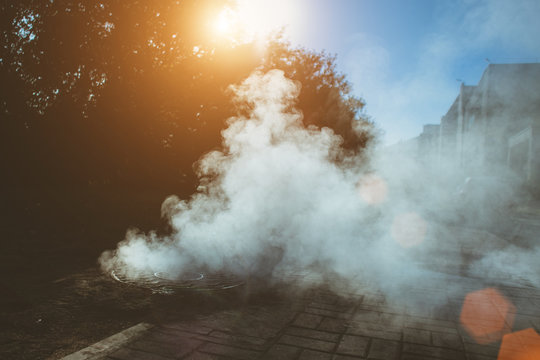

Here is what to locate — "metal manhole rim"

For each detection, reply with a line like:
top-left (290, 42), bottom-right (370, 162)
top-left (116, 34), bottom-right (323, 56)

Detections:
top-left (109, 269), bottom-right (245, 292)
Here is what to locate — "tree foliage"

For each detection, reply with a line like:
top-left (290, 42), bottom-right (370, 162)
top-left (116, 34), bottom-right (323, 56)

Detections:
top-left (1, 0), bottom-right (374, 199)
top-left (263, 39), bottom-right (372, 152)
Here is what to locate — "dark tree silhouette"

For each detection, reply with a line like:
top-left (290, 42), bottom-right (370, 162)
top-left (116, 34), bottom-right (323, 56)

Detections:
top-left (263, 39), bottom-right (374, 155)
top-left (0, 0), bottom-right (374, 253)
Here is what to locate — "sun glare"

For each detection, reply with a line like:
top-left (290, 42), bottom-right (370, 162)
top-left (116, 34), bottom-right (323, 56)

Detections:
top-left (211, 0), bottom-right (301, 43)
top-left (214, 8), bottom-right (236, 36)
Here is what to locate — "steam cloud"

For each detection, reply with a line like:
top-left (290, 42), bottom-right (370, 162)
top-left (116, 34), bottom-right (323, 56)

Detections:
top-left (100, 70), bottom-right (538, 304)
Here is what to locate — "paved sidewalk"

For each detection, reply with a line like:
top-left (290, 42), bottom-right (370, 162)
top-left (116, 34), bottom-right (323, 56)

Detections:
top-left (63, 207), bottom-right (540, 360)
top-left (63, 272), bottom-right (540, 360)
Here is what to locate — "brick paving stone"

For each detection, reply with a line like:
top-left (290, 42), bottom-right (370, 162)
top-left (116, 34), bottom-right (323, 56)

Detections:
top-left (336, 335), bottom-right (370, 357)
top-left (462, 342), bottom-right (500, 357)
top-left (387, 302), bottom-right (409, 312)
top-left (352, 310), bottom-right (381, 323)
top-left (528, 316), bottom-right (540, 331)
top-left (521, 314), bottom-right (540, 325)
top-left (305, 307), bottom-right (352, 320)
top-left (507, 297), bottom-right (537, 314)
top-left (285, 326), bottom-right (341, 342)
top-left (401, 354), bottom-right (443, 360)
top-left (403, 318), bottom-right (456, 330)
top-left (184, 352), bottom-right (228, 360)
top-left (410, 288), bottom-right (442, 297)
top-left (196, 330), bottom-right (267, 351)
top-left (194, 314), bottom-right (240, 333)
top-left (334, 355), bottom-right (364, 360)
top-left (107, 347), bottom-right (173, 360)
top-left (405, 323), bottom-right (458, 335)
top-left (447, 301), bottom-right (464, 314)
top-left (308, 301), bottom-right (355, 314)
top-left (309, 292), bottom-right (339, 305)
top-left (431, 332), bottom-right (463, 350)
top-left (362, 294), bottom-right (386, 306)
top-left (208, 306), bottom-right (296, 340)
top-left (459, 318), bottom-right (505, 330)
top-left (530, 297), bottom-right (540, 308)
top-left (432, 307), bottom-right (459, 322)
top-left (298, 349), bottom-right (333, 360)
top-left (198, 342), bottom-right (262, 360)
top-left (209, 330), bottom-right (267, 345)
top-left (194, 335), bottom-right (266, 352)
top-left (336, 295), bottom-right (363, 306)
top-left (278, 334), bottom-right (336, 352)
top-left (402, 343), bottom-right (465, 360)
top-left (261, 344), bottom-right (301, 360)
top-left (347, 322), bottom-right (402, 341)
top-left (465, 353), bottom-right (495, 360)
top-left (458, 326), bottom-right (504, 347)
top-left (403, 328), bottom-right (431, 346)
top-left (358, 304), bottom-right (405, 315)
top-left (127, 338), bottom-right (202, 358)
top-left (196, 312), bottom-right (237, 329)
top-left (356, 303), bottom-right (388, 312)
top-left (376, 320), bottom-right (404, 332)
top-left (512, 314), bottom-right (539, 329)
top-left (213, 315), bottom-right (287, 340)
top-left (293, 313), bottom-right (323, 329)
top-left (380, 313), bottom-right (405, 326)
top-left (235, 325), bottom-right (283, 340)
top-left (372, 305), bottom-right (407, 315)
top-left (405, 308), bottom-right (433, 318)
top-left (161, 322), bottom-right (213, 335)
top-left (367, 339), bottom-right (399, 360)
top-left (318, 317), bottom-right (349, 333)
top-left (147, 327), bottom-right (198, 343)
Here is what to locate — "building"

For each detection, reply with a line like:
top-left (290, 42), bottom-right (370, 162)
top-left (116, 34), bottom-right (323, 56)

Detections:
top-left (418, 124), bottom-right (440, 165)
top-left (434, 63), bottom-right (540, 192)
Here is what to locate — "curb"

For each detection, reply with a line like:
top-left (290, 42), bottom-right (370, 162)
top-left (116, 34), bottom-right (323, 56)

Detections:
top-left (60, 323), bottom-right (153, 360)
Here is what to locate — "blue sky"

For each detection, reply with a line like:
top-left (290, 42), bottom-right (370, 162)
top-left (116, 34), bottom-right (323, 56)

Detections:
top-left (277, 0), bottom-right (540, 145)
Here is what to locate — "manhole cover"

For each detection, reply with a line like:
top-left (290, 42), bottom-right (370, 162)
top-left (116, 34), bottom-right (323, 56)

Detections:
top-left (110, 270), bottom-right (245, 294)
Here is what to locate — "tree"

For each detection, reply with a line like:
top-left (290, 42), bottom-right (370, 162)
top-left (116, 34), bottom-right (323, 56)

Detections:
top-left (1, 0), bottom-right (375, 243)
top-left (1, 0), bottom-right (244, 192)
top-left (263, 39), bottom-right (374, 155)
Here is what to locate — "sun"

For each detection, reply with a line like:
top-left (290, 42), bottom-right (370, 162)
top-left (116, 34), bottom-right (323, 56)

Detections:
top-left (210, 0), bottom-right (301, 43)
top-left (213, 7), bottom-right (236, 37)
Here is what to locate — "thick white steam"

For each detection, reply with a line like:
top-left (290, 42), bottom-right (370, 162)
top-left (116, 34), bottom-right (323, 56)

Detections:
top-left (100, 70), bottom-right (536, 303)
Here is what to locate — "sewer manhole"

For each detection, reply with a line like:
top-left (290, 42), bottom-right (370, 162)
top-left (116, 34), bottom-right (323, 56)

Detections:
top-left (110, 270), bottom-right (244, 294)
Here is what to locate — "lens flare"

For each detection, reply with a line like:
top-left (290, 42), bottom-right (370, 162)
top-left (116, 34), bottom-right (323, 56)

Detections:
top-left (460, 288), bottom-right (515, 345)
top-left (498, 328), bottom-right (540, 360)
top-left (357, 173), bottom-right (388, 205)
